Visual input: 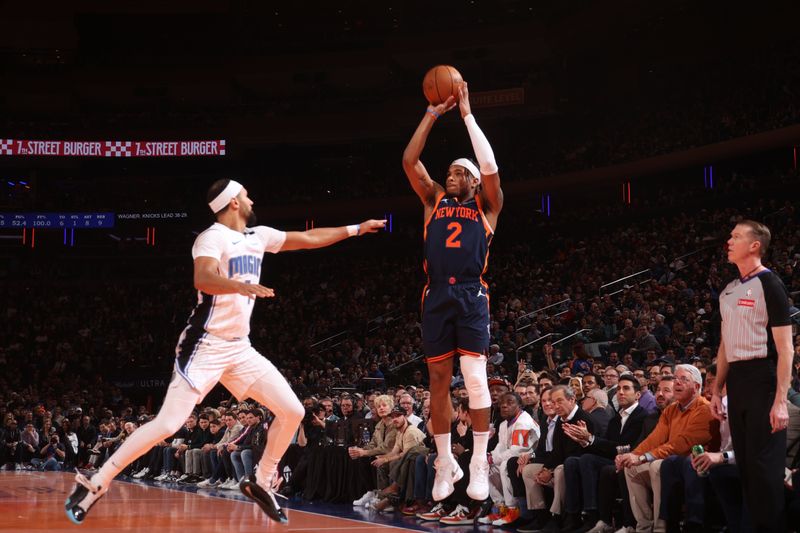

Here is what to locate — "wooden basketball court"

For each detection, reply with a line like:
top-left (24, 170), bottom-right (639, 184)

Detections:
top-left (0, 471), bottom-right (428, 533)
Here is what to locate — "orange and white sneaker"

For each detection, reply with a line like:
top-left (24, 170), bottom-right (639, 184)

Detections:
top-left (416, 501), bottom-right (449, 521)
top-left (438, 504), bottom-right (476, 525)
top-left (477, 504), bottom-right (507, 525)
top-left (492, 506), bottom-right (520, 526)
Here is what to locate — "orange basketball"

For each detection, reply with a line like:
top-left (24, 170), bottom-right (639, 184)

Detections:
top-left (422, 65), bottom-right (463, 106)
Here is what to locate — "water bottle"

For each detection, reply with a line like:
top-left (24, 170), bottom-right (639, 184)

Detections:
top-left (361, 425), bottom-right (371, 447)
top-left (691, 444), bottom-right (709, 477)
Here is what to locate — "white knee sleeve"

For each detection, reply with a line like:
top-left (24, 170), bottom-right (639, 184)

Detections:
top-left (460, 356), bottom-right (490, 410)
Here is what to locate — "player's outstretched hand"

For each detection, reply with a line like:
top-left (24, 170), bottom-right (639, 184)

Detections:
top-left (429, 95), bottom-right (457, 117)
top-left (237, 282), bottom-right (275, 299)
top-left (357, 219), bottom-right (387, 235)
top-left (458, 81), bottom-right (471, 118)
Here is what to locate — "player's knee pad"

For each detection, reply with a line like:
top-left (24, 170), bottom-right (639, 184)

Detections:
top-left (460, 356), bottom-right (490, 410)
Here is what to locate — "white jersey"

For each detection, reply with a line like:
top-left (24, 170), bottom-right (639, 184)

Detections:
top-left (180, 222), bottom-right (286, 343)
top-left (490, 410), bottom-right (539, 465)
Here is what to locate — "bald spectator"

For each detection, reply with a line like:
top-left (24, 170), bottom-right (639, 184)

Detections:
top-left (582, 389), bottom-right (611, 439)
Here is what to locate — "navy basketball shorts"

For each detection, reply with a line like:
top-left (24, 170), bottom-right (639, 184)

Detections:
top-left (421, 281), bottom-right (490, 363)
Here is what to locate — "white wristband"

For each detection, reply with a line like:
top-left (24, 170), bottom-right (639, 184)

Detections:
top-left (347, 224), bottom-right (360, 237)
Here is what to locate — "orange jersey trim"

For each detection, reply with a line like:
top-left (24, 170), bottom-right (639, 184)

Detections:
top-left (474, 194), bottom-right (495, 237)
top-left (426, 350), bottom-right (456, 364)
top-left (423, 191), bottom-right (447, 243)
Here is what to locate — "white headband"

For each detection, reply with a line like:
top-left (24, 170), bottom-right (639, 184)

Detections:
top-left (208, 180), bottom-right (243, 213)
top-left (451, 158), bottom-right (481, 183)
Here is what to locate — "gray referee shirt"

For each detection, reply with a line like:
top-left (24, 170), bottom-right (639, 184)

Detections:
top-left (719, 269), bottom-right (791, 362)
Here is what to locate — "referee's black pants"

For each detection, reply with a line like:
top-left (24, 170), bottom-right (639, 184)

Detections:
top-left (727, 358), bottom-right (786, 532)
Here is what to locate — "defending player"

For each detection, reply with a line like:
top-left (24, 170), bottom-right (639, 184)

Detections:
top-left (65, 179), bottom-right (385, 524)
top-left (402, 81), bottom-right (503, 502)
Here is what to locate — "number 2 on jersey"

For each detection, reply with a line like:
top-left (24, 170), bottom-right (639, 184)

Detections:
top-left (445, 222), bottom-right (462, 248)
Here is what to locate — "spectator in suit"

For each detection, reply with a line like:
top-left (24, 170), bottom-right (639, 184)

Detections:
top-left (197, 418), bottom-right (224, 483)
top-left (603, 366), bottom-right (621, 412)
top-left (582, 389), bottom-right (611, 439)
top-left (520, 384), bottom-right (595, 532)
top-left (182, 413), bottom-right (213, 483)
top-left (76, 416), bottom-right (97, 468)
top-left (563, 374), bottom-right (648, 533)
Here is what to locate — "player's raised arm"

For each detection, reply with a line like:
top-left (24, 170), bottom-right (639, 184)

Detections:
top-left (458, 82), bottom-right (503, 224)
top-left (194, 256), bottom-right (275, 298)
top-left (402, 96), bottom-right (457, 209)
top-left (280, 219), bottom-right (386, 251)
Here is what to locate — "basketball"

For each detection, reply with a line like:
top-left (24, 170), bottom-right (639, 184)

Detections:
top-left (422, 65), bottom-right (463, 106)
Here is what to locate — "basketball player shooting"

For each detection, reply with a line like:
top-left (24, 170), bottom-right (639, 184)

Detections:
top-left (65, 179), bottom-right (386, 525)
top-left (402, 81), bottom-right (503, 502)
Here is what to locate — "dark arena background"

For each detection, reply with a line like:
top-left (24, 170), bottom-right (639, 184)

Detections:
top-left (1, 2), bottom-right (799, 532)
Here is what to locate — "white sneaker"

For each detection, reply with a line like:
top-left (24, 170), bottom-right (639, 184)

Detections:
top-left (586, 520), bottom-right (615, 533)
top-left (353, 489), bottom-right (377, 506)
top-left (176, 473), bottom-right (190, 482)
top-left (614, 527), bottom-right (635, 533)
top-left (365, 491), bottom-right (380, 507)
top-left (431, 456), bottom-right (463, 501)
top-left (466, 459), bottom-right (490, 501)
top-left (222, 479), bottom-right (240, 490)
top-left (197, 478), bottom-right (218, 488)
top-left (154, 472), bottom-right (169, 481)
top-left (133, 467), bottom-right (149, 479)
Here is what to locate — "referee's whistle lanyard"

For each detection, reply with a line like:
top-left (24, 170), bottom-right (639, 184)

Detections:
top-left (739, 265), bottom-right (764, 282)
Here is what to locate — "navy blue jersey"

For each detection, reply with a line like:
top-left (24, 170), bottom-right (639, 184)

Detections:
top-left (423, 193), bottom-right (493, 286)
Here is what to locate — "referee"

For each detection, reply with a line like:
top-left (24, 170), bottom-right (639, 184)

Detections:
top-left (712, 220), bottom-right (794, 532)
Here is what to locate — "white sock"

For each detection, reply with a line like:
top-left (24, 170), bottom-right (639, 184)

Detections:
top-left (256, 455), bottom-right (280, 488)
top-left (434, 433), bottom-right (454, 461)
top-left (472, 431), bottom-right (490, 463)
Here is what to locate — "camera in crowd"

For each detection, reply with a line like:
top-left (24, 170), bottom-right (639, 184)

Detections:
top-left (303, 404), bottom-right (326, 425)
